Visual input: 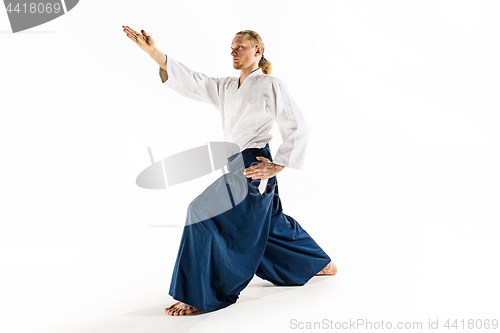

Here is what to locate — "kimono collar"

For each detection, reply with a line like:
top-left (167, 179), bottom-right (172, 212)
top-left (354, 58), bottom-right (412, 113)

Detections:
top-left (248, 67), bottom-right (262, 77)
top-left (237, 67), bottom-right (262, 89)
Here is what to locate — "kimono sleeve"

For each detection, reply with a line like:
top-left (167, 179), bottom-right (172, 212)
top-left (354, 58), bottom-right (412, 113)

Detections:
top-left (159, 55), bottom-right (221, 110)
top-left (268, 78), bottom-right (310, 170)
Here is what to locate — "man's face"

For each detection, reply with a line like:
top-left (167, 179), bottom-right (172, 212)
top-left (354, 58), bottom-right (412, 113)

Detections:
top-left (231, 34), bottom-right (261, 70)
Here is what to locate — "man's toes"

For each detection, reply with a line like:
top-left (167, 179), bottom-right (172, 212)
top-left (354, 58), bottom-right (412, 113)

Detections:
top-left (316, 261), bottom-right (338, 275)
top-left (165, 302), bottom-right (199, 316)
top-left (165, 302), bottom-right (179, 312)
top-left (328, 262), bottom-right (338, 275)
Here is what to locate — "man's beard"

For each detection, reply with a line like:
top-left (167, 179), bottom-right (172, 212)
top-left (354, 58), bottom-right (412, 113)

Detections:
top-left (233, 62), bottom-right (242, 69)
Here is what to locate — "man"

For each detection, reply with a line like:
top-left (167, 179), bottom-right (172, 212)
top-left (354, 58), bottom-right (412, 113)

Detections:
top-left (122, 26), bottom-right (337, 316)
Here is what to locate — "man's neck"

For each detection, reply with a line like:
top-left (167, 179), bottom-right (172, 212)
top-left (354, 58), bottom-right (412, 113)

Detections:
top-left (239, 65), bottom-right (260, 87)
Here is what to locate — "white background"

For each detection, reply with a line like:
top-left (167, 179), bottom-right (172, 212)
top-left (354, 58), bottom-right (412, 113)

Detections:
top-left (1, 0), bottom-right (499, 332)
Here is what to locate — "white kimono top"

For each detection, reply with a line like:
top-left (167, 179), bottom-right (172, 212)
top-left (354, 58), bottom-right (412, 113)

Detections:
top-left (159, 55), bottom-right (310, 170)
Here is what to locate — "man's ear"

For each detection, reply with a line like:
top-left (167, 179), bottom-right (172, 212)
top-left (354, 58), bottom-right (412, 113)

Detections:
top-left (255, 45), bottom-right (262, 56)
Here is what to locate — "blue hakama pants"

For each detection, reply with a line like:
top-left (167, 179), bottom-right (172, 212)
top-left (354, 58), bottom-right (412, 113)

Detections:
top-left (168, 144), bottom-right (331, 312)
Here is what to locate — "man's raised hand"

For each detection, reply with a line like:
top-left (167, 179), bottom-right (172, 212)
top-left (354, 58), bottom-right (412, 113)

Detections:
top-left (122, 25), bottom-right (156, 55)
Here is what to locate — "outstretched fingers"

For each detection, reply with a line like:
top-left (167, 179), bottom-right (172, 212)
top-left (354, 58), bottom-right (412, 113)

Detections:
top-left (122, 25), bottom-right (145, 43)
top-left (122, 26), bottom-right (137, 41)
top-left (122, 25), bottom-right (139, 36)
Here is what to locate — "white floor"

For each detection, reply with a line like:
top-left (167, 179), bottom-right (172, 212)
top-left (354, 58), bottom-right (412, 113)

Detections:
top-left (2, 224), bottom-right (499, 333)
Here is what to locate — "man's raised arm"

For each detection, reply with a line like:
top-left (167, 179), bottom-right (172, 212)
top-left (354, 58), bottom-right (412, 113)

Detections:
top-left (122, 25), bottom-right (167, 76)
top-left (123, 26), bottom-right (221, 109)
top-left (151, 49), bottom-right (167, 77)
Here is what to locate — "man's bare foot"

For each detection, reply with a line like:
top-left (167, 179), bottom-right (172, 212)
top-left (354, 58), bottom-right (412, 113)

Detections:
top-left (316, 261), bottom-right (338, 276)
top-left (165, 301), bottom-right (201, 316)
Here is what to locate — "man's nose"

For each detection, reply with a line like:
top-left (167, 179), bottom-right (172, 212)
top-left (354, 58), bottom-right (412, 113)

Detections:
top-left (231, 49), bottom-right (237, 56)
